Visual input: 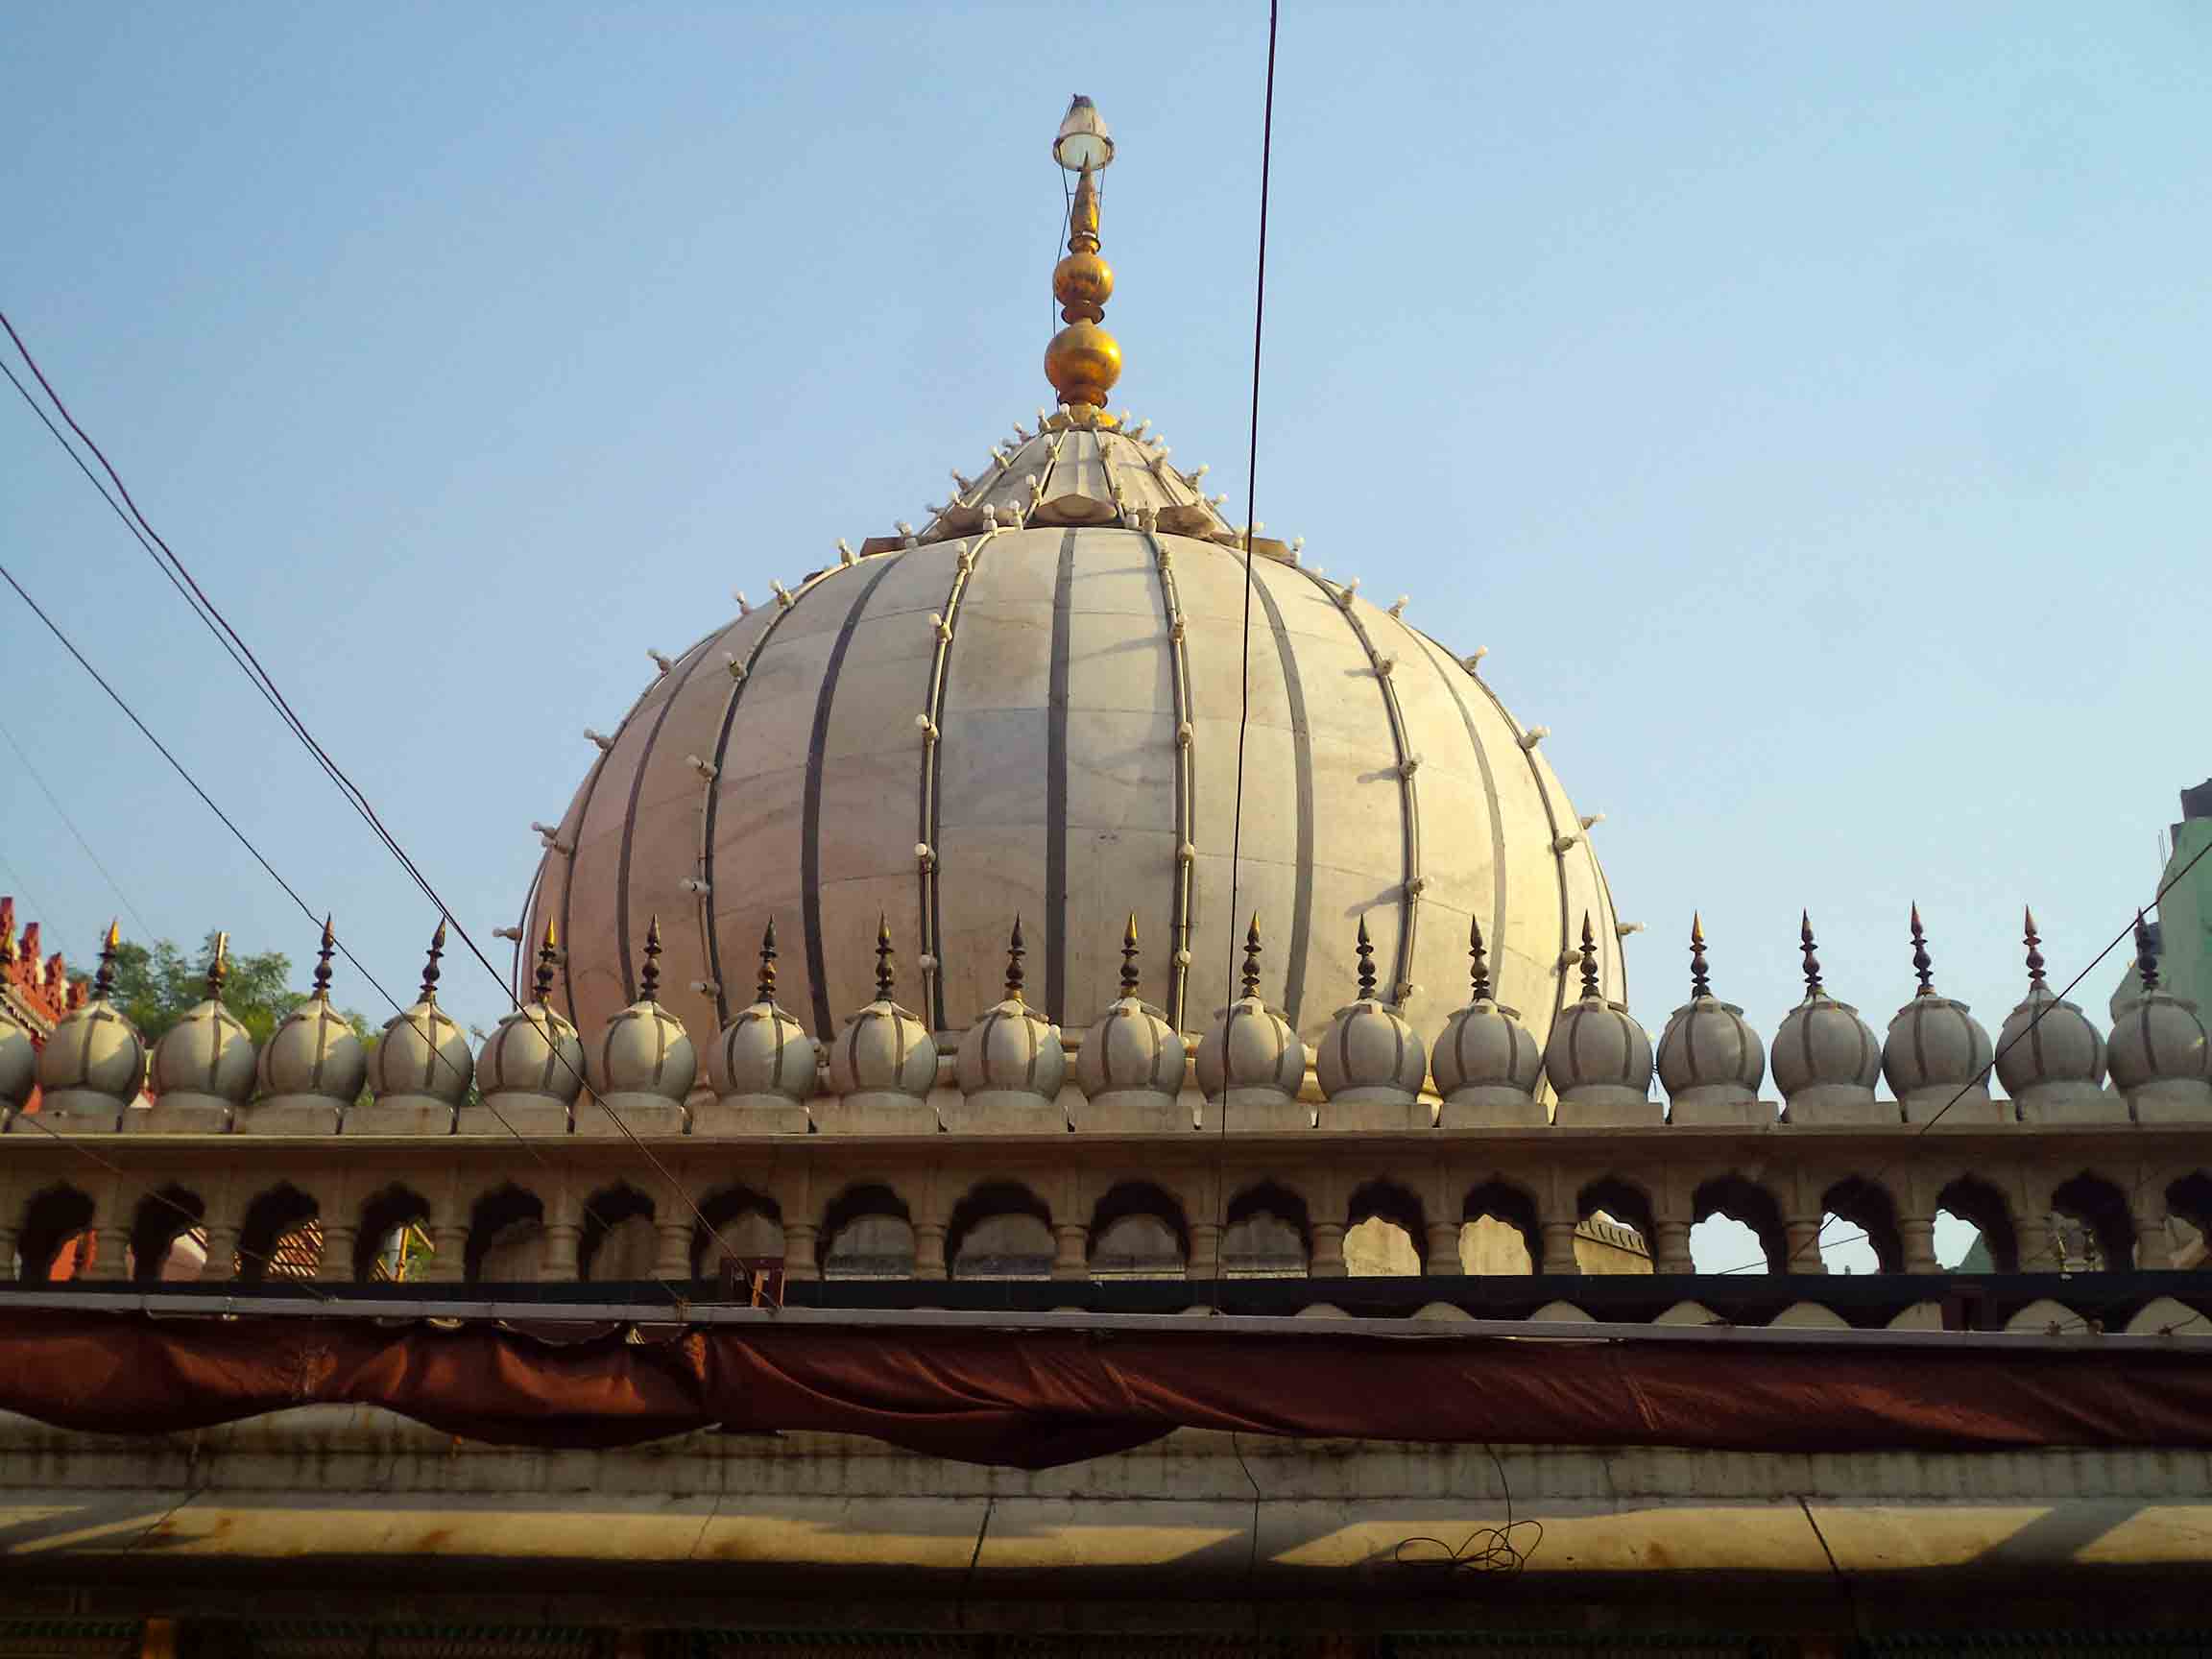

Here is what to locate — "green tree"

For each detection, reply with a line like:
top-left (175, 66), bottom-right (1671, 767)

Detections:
top-left (74, 931), bottom-right (373, 1048)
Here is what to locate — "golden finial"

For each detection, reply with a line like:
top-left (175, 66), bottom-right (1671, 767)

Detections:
top-left (205, 931), bottom-right (229, 1000)
top-left (1044, 96), bottom-right (1121, 423)
top-left (532, 917), bottom-right (560, 1007)
top-left (92, 919), bottom-right (121, 1000)
top-left (757, 916), bottom-right (779, 1005)
top-left (875, 914), bottom-right (897, 1001)
top-left (1004, 916), bottom-right (1027, 1002)
top-left (1119, 912), bottom-right (1142, 998)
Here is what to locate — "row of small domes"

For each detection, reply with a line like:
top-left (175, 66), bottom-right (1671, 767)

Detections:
top-left (11, 902), bottom-right (2206, 1121)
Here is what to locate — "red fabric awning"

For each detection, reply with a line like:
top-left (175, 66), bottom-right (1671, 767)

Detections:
top-left (3, 1309), bottom-right (2207, 1469)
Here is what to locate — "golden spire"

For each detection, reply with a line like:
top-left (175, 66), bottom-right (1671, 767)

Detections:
top-left (1044, 96), bottom-right (1121, 424)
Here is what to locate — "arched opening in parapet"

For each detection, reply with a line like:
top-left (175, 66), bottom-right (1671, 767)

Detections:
top-left (356, 1184), bottom-right (432, 1283)
top-left (948, 1182), bottom-right (1055, 1280)
top-left (235, 1182), bottom-right (321, 1284)
top-left (2049, 1172), bottom-right (2133, 1271)
top-left (129, 1186), bottom-right (206, 1284)
top-left (693, 1186), bottom-right (783, 1281)
top-left (579, 1185), bottom-right (657, 1282)
top-left (820, 1183), bottom-right (915, 1280)
top-left (2164, 1171), bottom-right (2212, 1268)
top-left (1343, 1179), bottom-right (1425, 1276)
top-left (1819, 1176), bottom-right (1901, 1275)
top-left (1691, 1174), bottom-right (1785, 1274)
top-left (17, 1184), bottom-right (94, 1282)
top-left (468, 1184), bottom-right (545, 1284)
top-left (1088, 1181), bottom-right (1189, 1279)
top-left (1574, 1177), bottom-right (1654, 1276)
top-left (1936, 1174), bottom-right (2016, 1272)
top-left (1459, 1180), bottom-right (1537, 1274)
top-left (1222, 1181), bottom-right (1310, 1277)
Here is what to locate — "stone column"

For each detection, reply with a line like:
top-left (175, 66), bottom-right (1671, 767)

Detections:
top-left (1423, 1220), bottom-right (1463, 1276)
top-left (1783, 1216), bottom-right (1828, 1275)
top-left (1539, 1219), bottom-right (1579, 1275)
top-left (0, 1227), bottom-right (17, 1285)
top-left (541, 1222), bottom-right (583, 1282)
top-left (652, 1219), bottom-right (695, 1282)
top-left (2134, 1211), bottom-right (2174, 1271)
top-left (200, 1224), bottom-right (240, 1284)
top-left (1653, 1218), bottom-right (1694, 1276)
top-left (317, 1225), bottom-right (358, 1284)
top-left (1186, 1220), bottom-right (1222, 1280)
top-left (86, 1225), bottom-right (132, 1283)
top-left (781, 1221), bottom-right (821, 1282)
top-left (1899, 1215), bottom-right (1939, 1274)
top-left (911, 1221), bottom-right (948, 1281)
top-left (424, 1223), bottom-right (469, 1284)
top-left (1051, 1223), bottom-right (1089, 1282)
top-left (1308, 1221), bottom-right (1347, 1278)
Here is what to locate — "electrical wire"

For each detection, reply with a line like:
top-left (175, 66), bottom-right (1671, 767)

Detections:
top-left (0, 709), bottom-right (156, 941)
top-left (0, 308), bottom-right (748, 1290)
top-left (1389, 1443), bottom-right (1542, 1576)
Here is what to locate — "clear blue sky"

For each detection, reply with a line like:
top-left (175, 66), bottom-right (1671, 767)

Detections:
top-left (4, 5), bottom-right (2205, 1249)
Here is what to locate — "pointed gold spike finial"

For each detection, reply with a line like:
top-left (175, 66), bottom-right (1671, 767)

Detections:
top-left (1577, 912), bottom-right (1601, 1000)
top-left (1689, 913), bottom-right (1711, 999)
top-left (311, 915), bottom-right (337, 1000)
top-left (1044, 99), bottom-right (1120, 421)
top-left (757, 916), bottom-right (780, 1005)
top-left (1119, 912), bottom-right (1142, 998)
top-left (1005, 916), bottom-right (1027, 1002)
top-left (92, 920), bottom-right (121, 999)
top-left (532, 917), bottom-right (560, 1007)
top-left (875, 913), bottom-right (897, 1001)
top-left (205, 930), bottom-right (229, 1000)
top-left (1240, 914), bottom-right (1262, 1000)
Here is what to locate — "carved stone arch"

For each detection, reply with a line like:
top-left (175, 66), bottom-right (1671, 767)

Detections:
top-left (1223, 1179), bottom-right (1311, 1277)
top-left (130, 1184), bottom-right (205, 1284)
top-left (1820, 1174), bottom-right (1903, 1274)
top-left (578, 1183), bottom-right (657, 1282)
top-left (235, 1181), bottom-right (320, 1284)
top-left (1461, 1177), bottom-right (1540, 1275)
top-left (1936, 1172), bottom-right (2017, 1273)
top-left (2165, 1170), bottom-right (2212, 1266)
top-left (946, 1180), bottom-right (1055, 1280)
top-left (1088, 1179), bottom-right (1190, 1277)
top-left (692, 1184), bottom-right (783, 1278)
top-left (17, 1183), bottom-right (94, 1283)
top-left (820, 1180), bottom-right (915, 1280)
top-left (1343, 1178), bottom-right (1427, 1277)
top-left (467, 1183), bottom-right (546, 1283)
top-left (2048, 1170), bottom-right (2133, 1271)
top-left (1691, 1172), bottom-right (1787, 1272)
top-left (1575, 1174), bottom-right (1655, 1243)
top-left (355, 1183), bottom-right (432, 1283)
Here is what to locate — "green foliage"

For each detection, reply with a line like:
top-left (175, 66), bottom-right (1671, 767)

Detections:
top-left (75, 931), bottom-right (373, 1049)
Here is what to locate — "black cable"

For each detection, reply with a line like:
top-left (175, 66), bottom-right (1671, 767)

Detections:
top-left (0, 711), bottom-right (156, 941)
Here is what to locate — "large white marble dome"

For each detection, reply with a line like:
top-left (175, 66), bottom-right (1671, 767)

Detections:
top-left (518, 417), bottom-right (1624, 1054)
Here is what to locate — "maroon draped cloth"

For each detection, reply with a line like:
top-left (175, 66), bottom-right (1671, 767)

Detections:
top-left (1, 1310), bottom-right (2206, 1469)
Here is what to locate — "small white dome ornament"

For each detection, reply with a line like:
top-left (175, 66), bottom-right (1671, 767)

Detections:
top-left (1073, 915), bottom-right (1187, 1128)
top-left (1771, 913), bottom-right (1886, 1123)
top-left (252, 915), bottom-right (367, 1131)
top-left (469, 921), bottom-right (585, 1134)
top-left (364, 921), bottom-right (472, 1133)
top-left (34, 922), bottom-right (146, 1127)
top-left (950, 918), bottom-right (1069, 1127)
top-left (2109, 913), bottom-right (2212, 1121)
top-left (1996, 907), bottom-right (2110, 1121)
top-left (824, 917), bottom-right (940, 1131)
top-left (701, 917), bottom-right (817, 1134)
top-left (1881, 905), bottom-right (1997, 1124)
top-left (1195, 917), bottom-right (1310, 1130)
top-left (1544, 913), bottom-right (1658, 1124)
top-left (142, 932), bottom-right (255, 1131)
top-left (1432, 915), bottom-right (1543, 1127)
top-left (1316, 917), bottom-right (1429, 1128)
top-left (584, 917), bottom-right (696, 1134)
top-left (1655, 915), bottom-right (1767, 1123)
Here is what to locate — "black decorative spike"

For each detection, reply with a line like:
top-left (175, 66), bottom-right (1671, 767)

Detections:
top-left (421, 919), bottom-right (447, 1005)
top-left (312, 915), bottom-right (337, 1000)
top-left (1355, 916), bottom-right (1377, 1000)
top-left (1689, 913), bottom-right (1711, 999)
top-left (1799, 910), bottom-right (1823, 997)
top-left (2023, 905), bottom-right (2046, 989)
top-left (1006, 916), bottom-right (1026, 1001)
top-left (2136, 911), bottom-right (2159, 993)
top-left (1577, 912), bottom-right (1600, 999)
top-left (92, 920), bottom-right (121, 999)
top-left (757, 916), bottom-right (780, 1004)
top-left (1118, 913), bottom-right (1142, 998)
top-left (1469, 914), bottom-right (1493, 1002)
top-left (639, 915), bottom-right (663, 1001)
top-left (532, 918), bottom-right (560, 1006)
top-left (1910, 902), bottom-right (1935, 997)
top-left (876, 914), bottom-right (897, 1000)
top-left (1240, 915), bottom-right (1262, 1000)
